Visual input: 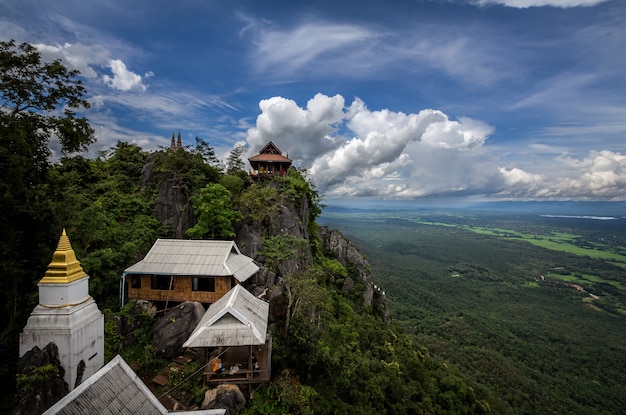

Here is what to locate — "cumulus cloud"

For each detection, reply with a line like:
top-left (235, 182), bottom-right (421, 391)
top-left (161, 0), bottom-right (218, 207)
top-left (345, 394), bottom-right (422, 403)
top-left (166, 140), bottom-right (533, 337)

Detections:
top-left (34, 42), bottom-right (110, 78)
top-left (102, 59), bottom-right (147, 91)
top-left (247, 94), bottom-right (347, 166)
top-left (471, 0), bottom-right (610, 8)
top-left (246, 93), bottom-right (626, 200)
top-left (246, 93), bottom-right (501, 197)
top-left (33, 42), bottom-right (149, 92)
top-left (498, 150), bottom-right (626, 199)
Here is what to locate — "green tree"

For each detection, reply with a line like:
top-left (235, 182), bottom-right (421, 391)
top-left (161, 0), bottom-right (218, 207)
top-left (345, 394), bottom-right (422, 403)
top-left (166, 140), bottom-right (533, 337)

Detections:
top-left (193, 136), bottom-right (221, 167)
top-left (0, 40), bottom-right (94, 342)
top-left (226, 143), bottom-right (247, 174)
top-left (237, 184), bottom-right (280, 223)
top-left (186, 183), bottom-right (242, 239)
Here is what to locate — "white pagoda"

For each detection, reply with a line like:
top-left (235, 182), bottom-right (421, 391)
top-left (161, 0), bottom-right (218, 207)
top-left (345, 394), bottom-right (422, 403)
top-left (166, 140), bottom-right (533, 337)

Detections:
top-left (19, 229), bottom-right (104, 390)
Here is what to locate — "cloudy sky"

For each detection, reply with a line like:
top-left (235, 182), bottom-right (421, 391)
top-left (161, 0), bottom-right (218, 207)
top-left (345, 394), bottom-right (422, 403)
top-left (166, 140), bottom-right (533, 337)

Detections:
top-left (1, 0), bottom-right (625, 203)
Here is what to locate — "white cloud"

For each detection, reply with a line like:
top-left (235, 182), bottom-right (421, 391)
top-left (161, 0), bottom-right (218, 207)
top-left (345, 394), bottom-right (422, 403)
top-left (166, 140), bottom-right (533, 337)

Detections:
top-left (244, 15), bottom-right (520, 88)
top-left (499, 150), bottom-right (626, 199)
top-left (251, 22), bottom-right (382, 78)
top-left (246, 94), bottom-right (500, 197)
top-left (247, 94), bottom-right (347, 165)
top-left (102, 59), bottom-right (146, 91)
top-left (246, 93), bottom-right (626, 200)
top-left (34, 42), bottom-right (110, 78)
top-left (472, 0), bottom-right (611, 8)
top-left (33, 42), bottom-right (151, 94)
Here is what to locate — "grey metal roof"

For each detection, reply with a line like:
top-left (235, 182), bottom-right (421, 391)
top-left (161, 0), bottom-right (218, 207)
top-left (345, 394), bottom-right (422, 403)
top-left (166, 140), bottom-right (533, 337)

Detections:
top-left (183, 285), bottom-right (269, 348)
top-left (43, 355), bottom-right (225, 415)
top-left (124, 239), bottom-right (258, 282)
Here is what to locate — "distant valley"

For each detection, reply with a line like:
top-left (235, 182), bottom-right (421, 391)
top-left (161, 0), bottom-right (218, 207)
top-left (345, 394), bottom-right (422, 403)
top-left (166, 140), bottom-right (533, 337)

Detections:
top-left (319, 202), bottom-right (626, 414)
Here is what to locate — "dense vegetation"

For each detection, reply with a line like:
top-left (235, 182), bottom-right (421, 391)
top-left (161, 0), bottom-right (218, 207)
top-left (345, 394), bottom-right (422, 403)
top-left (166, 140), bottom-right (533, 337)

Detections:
top-left (1, 41), bottom-right (492, 413)
top-left (320, 209), bottom-right (626, 414)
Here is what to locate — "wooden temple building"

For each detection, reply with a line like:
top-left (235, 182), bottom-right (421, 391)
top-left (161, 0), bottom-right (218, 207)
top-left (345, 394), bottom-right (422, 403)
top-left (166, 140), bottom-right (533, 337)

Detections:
top-left (183, 285), bottom-right (271, 386)
top-left (248, 141), bottom-right (292, 179)
top-left (121, 239), bottom-right (259, 307)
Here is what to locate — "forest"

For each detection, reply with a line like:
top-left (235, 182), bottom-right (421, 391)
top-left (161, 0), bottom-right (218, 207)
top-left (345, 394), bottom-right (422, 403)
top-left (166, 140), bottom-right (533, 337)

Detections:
top-left (320, 207), bottom-right (626, 414)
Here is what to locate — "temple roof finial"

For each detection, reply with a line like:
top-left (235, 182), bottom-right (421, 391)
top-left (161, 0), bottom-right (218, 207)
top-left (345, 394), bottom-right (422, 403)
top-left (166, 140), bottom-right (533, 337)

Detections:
top-left (170, 131), bottom-right (176, 150)
top-left (39, 229), bottom-right (88, 284)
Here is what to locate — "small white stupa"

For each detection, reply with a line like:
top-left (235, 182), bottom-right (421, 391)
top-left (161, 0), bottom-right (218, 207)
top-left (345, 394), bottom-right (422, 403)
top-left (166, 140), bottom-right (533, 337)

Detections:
top-left (19, 229), bottom-right (104, 391)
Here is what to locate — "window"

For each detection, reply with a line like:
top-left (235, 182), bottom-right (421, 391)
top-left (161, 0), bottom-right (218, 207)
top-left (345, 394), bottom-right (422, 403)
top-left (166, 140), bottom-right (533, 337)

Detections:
top-left (151, 275), bottom-right (173, 290)
top-left (130, 275), bottom-right (141, 289)
top-left (192, 277), bottom-right (215, 292)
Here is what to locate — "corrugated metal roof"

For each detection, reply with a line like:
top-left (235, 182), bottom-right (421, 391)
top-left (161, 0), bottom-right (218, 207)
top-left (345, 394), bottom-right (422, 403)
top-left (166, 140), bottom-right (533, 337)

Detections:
top-left (183, 285), bottom-right (269, 348)
top-left (226, 253), bottom-right (260, 283)
top-left (43, 355), bottom-right (165, 415)
top-left (44, 355), bottom-right (226, 415)
top-left (124, 239), bottom-right (258, 282)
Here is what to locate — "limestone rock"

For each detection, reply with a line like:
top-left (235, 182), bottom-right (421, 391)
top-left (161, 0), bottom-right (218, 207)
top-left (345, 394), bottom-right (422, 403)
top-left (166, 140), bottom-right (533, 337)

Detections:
top-left (319, 226), bottom-right (390, 322)
top-left (202, 384), bottom-right (246, 415)
top-left (152, 301), bottom-right (205, 359)
top-left (141, 154), bottom-right (195, 238)
top-left (153, 172), bottom-right (195, 238)
top-left (106, 300), bottom-right (155, 350)
top-left (13, 342), bottom-right (68, 415)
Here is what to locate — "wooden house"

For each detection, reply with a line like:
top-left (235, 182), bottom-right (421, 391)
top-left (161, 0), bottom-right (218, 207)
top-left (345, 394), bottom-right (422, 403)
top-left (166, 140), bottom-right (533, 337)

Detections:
top-left (248, 141), bottom-right (292, 179)
top-left (183, 285), bottom-right (271, 386)
top-left (121, 239), bottom-right (259, 307)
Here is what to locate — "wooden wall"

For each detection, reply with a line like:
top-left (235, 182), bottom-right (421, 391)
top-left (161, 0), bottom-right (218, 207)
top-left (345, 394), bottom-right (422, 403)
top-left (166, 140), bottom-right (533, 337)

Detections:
top-left (126, 275), bottom-right (233, 304)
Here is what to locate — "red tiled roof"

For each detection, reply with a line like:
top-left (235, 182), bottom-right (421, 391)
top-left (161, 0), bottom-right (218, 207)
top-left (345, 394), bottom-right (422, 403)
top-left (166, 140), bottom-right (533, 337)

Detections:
top-left (248, 153), bottom-right (291, 162)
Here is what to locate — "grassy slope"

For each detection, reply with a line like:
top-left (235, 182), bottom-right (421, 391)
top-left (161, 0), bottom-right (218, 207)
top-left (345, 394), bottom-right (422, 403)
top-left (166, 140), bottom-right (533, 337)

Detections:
top-left (319, 212), bottom-right (626, 415)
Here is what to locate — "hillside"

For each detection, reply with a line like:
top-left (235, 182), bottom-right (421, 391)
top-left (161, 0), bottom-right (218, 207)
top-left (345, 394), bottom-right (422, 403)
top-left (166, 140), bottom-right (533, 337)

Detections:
top-left (3, 143), bottom-right (493, 414)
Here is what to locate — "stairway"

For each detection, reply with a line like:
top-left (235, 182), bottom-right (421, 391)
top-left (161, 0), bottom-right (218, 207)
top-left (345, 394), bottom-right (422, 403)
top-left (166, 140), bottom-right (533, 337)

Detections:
top-left (151, 348), bottom-right (200, 410)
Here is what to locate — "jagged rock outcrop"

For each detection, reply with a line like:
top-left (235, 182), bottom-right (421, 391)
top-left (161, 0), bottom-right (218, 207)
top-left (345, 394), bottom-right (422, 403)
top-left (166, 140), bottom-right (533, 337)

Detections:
top-left (152, 301), bottom-right (205, 359)
top-left (13, 343), bottom-right (68, 415)
top-left (153, 172), bottom-right (195, 239)
top-left (236, 190), bottom-right (313, 272)
top-left (319, 226), bottom-right (390, 322)
top-left (202, 384), bottom-right (246, 415)
top-left (141, 153), bottom-right (195, 238)
top-left (237, 190), bottom-right (313, 306)
top-left (233, 185), bottom-right (388, 319)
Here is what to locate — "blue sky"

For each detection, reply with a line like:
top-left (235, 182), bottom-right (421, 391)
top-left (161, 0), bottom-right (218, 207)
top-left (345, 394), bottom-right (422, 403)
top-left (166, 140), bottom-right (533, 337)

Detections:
top-left (1, 0), bottom-right (625, 202)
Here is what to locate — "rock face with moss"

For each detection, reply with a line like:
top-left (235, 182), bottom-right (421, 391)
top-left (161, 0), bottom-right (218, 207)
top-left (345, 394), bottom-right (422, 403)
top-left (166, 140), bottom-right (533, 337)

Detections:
top-left (232, 181), bottom-right (387, 319)
top-left (319, 226), bottom-right (390, 322)
top-left (13, 343), bottom-right (67, 415)
top-left (141, 153), bottom-right (195, 239)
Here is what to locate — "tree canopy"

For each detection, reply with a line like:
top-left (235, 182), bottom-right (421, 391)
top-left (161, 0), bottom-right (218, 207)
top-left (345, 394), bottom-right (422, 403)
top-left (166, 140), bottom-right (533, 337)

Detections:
top-left (0, 40), bottom-right (95, 343)
top-left (186, 183), bottom-right (242, 239)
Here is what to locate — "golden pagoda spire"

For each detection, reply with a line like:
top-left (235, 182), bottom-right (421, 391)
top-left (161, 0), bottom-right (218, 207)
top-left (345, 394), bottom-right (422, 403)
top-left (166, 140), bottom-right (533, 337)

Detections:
top-left (39, 229), bottom-right (88, 284)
